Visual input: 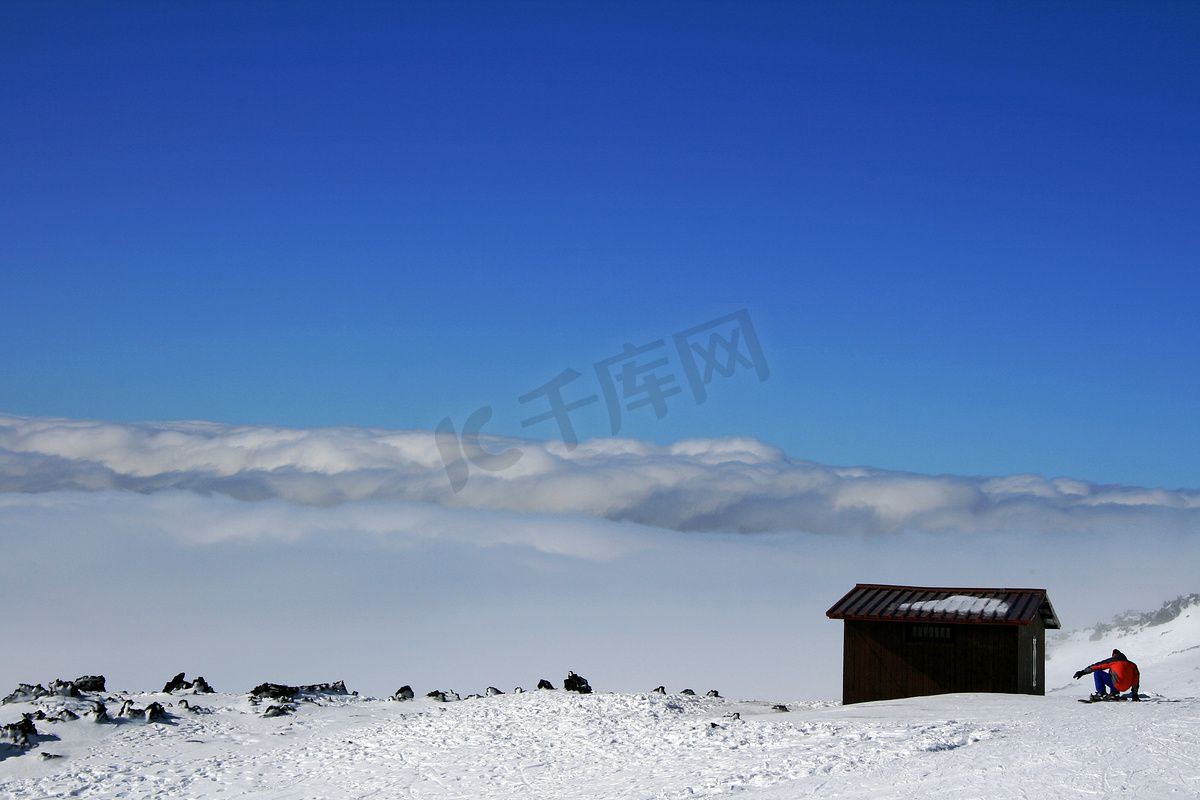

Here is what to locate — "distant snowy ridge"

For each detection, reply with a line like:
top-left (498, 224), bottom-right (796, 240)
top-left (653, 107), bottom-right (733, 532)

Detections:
top-left (4, 413), bottom-right (1200, 536)
top-left (1077, 592), bottom-right (1200, 640)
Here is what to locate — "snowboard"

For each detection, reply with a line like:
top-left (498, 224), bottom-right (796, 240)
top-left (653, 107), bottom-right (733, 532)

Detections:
top-left (1078, 694), bottom-right (1147, 703)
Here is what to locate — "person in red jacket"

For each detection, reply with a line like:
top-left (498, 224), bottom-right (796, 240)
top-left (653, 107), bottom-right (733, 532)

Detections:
top-left (1074, 649), bottom-right (1141, 700)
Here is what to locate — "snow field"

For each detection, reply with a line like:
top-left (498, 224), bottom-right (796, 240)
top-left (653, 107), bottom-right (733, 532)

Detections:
top-left (1, 690), bottom-right (1004, 799)
top-left (8, 688), bottom-right (1198, 799)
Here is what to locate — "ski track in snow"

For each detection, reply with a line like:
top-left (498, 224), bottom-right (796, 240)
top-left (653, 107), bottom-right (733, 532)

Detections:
top-left (2, 689), bottom-right (1198, 799)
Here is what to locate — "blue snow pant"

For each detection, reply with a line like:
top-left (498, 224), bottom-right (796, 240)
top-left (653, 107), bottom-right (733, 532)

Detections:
top-left (1094, 670), bottom-right (1116, 695)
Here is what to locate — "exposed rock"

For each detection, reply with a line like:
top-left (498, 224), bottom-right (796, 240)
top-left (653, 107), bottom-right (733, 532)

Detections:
top-left (72, 675), bottom-right (106, 693)
top-left (1, 716), bottom-right (37, 747)
top-left (163, 673), bottom-right (190, 693)
top-left (40, 752), bottom-right (64, 760)
top-left (486, 687), bottom-right (504, 696)
top-left (680, 689), bottom-right (695, 696)
top-left (251, 683), bottom-right (296, 700)
top-left (311, 681), bottom-right (348, 695)
top-left (47, 709), bottom-right (79, 722)
top-left (706, 690), bottom-right (721, 698)
top-left (3, 676), bottom-right (103, 703)
top-left (251, 681), bottom-right (349, 700)
top-left (91, 701), bottom-right (109, 723)
top-left (393, 685), bottom-right (415, 701)
top-left (425, 690), bottom-right (448, 702)
top-left (175, 700), bottom-right (210, 715)
top-left (563, 672), bottom-right (592, 694)
top-left (262, 705), bottom-right (292, 718)
top-left (3, 684), bottom-right (48, 704)
top-left (162, 673), bottom-right (215, 694)
top-left (536, 679), bottom-right (555, 690)
top-left (772, 704), bottom-right (789, 712)
top-left (118, 699), bottom-right (144, 719)
top-left (145, 702), bottom-right (168, 722)
top-left (652, 686), bottom-right (666, 694)
top-left (513, 687), bottom-right (524, 693)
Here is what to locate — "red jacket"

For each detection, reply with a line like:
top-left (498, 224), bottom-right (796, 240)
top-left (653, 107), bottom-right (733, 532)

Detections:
top-left (1087, 657), bottom-right (1140, 692)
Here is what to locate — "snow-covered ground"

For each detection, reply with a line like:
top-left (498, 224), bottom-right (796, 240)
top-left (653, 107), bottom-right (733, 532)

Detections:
top-left (3, 596), bottom-right (1198, 799)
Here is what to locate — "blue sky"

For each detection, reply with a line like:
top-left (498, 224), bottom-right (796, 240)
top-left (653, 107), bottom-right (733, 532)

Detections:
top-left (3, 0), bottom-right (1198, 489)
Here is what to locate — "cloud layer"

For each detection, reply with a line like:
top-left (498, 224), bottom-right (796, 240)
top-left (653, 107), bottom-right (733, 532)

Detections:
top-left (3, 413), bottom-right (1199, 536)
top-left (3, 414), bottom-right (1198, 701)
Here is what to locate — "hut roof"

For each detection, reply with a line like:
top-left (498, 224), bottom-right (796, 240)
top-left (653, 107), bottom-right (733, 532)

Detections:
top-left (826, 584), bottom-right (1060, 629)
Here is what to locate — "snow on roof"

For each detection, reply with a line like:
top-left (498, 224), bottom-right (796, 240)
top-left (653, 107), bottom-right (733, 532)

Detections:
top-left (897, 596), bottom-right (1010, 617)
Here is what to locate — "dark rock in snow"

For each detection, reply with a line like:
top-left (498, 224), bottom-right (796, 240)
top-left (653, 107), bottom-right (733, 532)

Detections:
top-left (393, 685), bottom-right (415, 701)
top-left (48, 679), bottom-right (80, 698)
top-left (706, 690), bottom-right (721, 698)
top-left (250, 681), bottom-right (348, 700)
top-left (163, 673), bottom-right (215, 694)
top-left (772, 704), bottom-right (789, 712)
top-left (72, 675), bottom-right (106, 693)
top-left (117, 700), bottom-right (170, 721)
top-left (652, 686), bottom-right (666, 694)
top-left (118, 699), bottom-right (144, 720)
top-left (40, 752), bottom-right (64, 760)
top-left (425, 691), bottom-right (447, 702)
top-left (2, 684), bottom-right (48, 704)
top-left (563, 672), bottom-right (592, 694)
top-left (1, 716), bottom-right (37, 747)
top-left (680, 689), bottom-right (696, 696)
top-left (309, 681), bottom-right (348, 695)
top-left (513, 687), bottom-right (524, 693)
top-left (536, 679), bottom-right (555, 690)
top-left (163, 673), bottom-right (190, 693)
top-left (91, 701), bottom-right (109, 723)
top-left (486, 686), bottom-right (504, 696)
top-left (262, 705), bottom-right (292, 718)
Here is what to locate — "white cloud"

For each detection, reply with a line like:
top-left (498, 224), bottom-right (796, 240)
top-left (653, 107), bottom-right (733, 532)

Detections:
top-left (3, 413), bottom-right (1199, 537)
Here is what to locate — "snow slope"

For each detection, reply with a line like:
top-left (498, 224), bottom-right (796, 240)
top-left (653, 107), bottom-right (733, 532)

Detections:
top-left (2, 596), bottom-right (1198, 799)
top-left (1047, 592), bottom-right (1200, 698)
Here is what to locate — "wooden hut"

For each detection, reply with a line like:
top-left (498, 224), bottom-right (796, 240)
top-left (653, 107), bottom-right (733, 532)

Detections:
top-left (826, 584), bottom-right (1061, 705)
